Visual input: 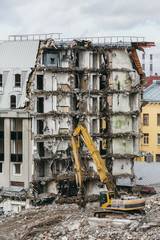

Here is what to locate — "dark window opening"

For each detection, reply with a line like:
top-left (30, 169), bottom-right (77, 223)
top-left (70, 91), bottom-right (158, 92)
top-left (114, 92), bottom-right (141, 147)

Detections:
top-left (10, 95), bottom-right (16, 108)
top-left (75, 74), bottom-right (79, 88)
top-left (11, 154), bottom-right (22, 162)
top-left (100, 140), bottom-right (106, 155)
top-left (0, 118), bottom-right (4, 131)
top-left (72, 96), bottom-right (78, 111)
top-left (37, 142), bottom-right (44, 157)
top-left (0, 139), bottom-right (4, 161)
top-left (0, 74), bottom-right (2, 87)
top-left (11, 132), bottom-right (22, 140)
top-left (37, 75), bottom-right (43, 90)
top-left (76, 52), bottom-right (79, 67)
top-left (72, 116), bottom-right (79, 130)
top-left (37, 120), bottom-right (44, 134)
top-left (0, 162), bottom-right (2, 173)
top-left (11, 119), bottom-right (22, 162)
top-left (100, 75), bottom-right (106, 90)
top-left (50, 58), bottom-right (55, 64)
top-left (37, 97), bottom-right (44, 113)
top-left (15, 74), bottom-right (21, 87)
top-left (0, 118), bottom-right (4, 141)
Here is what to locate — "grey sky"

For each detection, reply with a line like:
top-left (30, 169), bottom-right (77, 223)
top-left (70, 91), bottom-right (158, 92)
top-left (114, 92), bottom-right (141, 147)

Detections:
top-left (1, 0), bottom-right (160, 75)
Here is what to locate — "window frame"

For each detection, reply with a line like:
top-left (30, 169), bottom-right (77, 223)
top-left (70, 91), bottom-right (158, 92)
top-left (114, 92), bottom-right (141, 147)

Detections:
top-left (143, 133), bottom-right (149, 145)
top-left (143, 114), bottom-right (149, 126)
top-left (13, 163), bottom-right (22, 175)
top-left (156, 154), bottom-right (160, 162)
top-left (10, 95), bottom-right (16, 109)
top-left (157, 134), bottom-right (160, 145)
top-left (0, 74), bottom-right (3, 87)
top-left (157, 114), bottom-right (160, 126)
top-left (15, 74), bottom-right (21, 87)
top-left (0, 162), bottom-right (3, 174)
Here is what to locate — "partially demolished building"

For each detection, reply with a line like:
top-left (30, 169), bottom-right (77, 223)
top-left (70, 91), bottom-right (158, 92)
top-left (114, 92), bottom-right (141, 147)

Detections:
top-left (26, 37), bottom-right (154, 200)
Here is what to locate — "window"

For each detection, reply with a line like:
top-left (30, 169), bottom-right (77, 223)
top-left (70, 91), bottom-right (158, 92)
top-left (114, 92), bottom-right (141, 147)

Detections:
top-left (10, 181), bottom-right (24, 187)
top-left (43, 53), bottom-right (59, 67)
top-left (0, 74), bottom-right (2, 87)
top-left (0, 162), bottom-right (3, 173)
top-left (37, 142), bottom-right (44, 157)
top-left (50, 57), bottom-right (55, 64)
top-left (37, 75), bottom-right (43, 90)
top-left (92, 98), bottom-right (97, 113)
top-left (11, 119), bottom-right (22, 162)
top-left (37, 120), bottom-right (44, 134)
top-left (157, 114), bottom-right (160, 126)
top-left (156, 154), bottom-right (160, 162)
top-left (14, 163), bottom-right (21, 175)
top-left (93, 53), bottom-right (97, 68)
top-left (143, 133), bottom-right (149, 145)
top-left (37, 97), bottom-right (44, 113)
top-left (143, 114), bottom-right (149, 126)
top-left (100, 75), bottom-right (106, 90)
top-left (15, 74), bottom-right (21, 87)
top-left (157, 134), bottom-right (160, 145)
top-left (10, 95), bottom-right (16, 108)
top-left (92, 75), bottom-right (97, 89)
top-left (92, 119), bottom-right (97, 134)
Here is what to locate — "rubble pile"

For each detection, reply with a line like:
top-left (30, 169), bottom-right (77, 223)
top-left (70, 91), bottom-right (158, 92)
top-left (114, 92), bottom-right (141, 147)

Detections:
top-left (0, 194), bottom-right (160, 240)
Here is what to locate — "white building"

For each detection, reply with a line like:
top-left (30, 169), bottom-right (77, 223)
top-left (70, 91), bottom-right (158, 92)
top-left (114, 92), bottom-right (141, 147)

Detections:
top-left (0, 40), bottom-right (39, 212)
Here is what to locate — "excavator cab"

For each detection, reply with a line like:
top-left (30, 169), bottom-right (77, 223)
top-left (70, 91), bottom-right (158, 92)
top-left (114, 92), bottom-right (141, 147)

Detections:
top-left (100, 191), bottom-right (115, 208)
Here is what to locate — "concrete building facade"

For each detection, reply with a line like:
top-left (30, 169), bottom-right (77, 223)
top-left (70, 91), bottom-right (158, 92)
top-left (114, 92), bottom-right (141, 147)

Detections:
top-left (0, 40), bottom-right (39, 213)
top-left (26, 37), bottom-right (154, 200)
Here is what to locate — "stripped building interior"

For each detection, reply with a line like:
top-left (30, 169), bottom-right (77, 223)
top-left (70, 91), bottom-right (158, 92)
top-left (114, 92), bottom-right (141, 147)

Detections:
top-left (26, 36), bottom-right (154, 202)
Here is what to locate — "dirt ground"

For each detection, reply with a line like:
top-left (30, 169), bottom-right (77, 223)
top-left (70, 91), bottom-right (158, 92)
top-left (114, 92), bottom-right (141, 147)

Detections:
top-left (0, 193), bottom-right (160, 240)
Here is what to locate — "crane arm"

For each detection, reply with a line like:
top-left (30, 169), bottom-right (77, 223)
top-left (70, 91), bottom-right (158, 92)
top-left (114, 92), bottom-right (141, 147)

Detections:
top-left (72, 125), bottom-right (119, 197)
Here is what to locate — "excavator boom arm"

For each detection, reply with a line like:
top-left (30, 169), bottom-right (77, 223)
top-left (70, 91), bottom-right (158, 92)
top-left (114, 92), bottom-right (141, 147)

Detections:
top-left (72, 125), bottom-right (119, 197)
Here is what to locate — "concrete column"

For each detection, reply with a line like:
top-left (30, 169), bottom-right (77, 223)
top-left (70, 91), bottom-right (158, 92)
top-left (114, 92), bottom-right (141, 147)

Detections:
top-left (3, 118), bottom-right (10, 187)
top-left (23, 119), bottom-right (32, 188)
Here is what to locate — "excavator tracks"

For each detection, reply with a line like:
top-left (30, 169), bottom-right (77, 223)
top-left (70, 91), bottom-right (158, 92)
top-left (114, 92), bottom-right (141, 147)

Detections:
top-left (94, 209), bottom-right (145, 218)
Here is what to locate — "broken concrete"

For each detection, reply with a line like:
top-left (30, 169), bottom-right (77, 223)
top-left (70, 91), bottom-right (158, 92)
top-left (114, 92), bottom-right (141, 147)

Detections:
top-left (25, 37), bottom-right (154, 201)
top-left (88, 217), bottom-right (134, 228)
top-left (0, 193), bottom-right (159, 240)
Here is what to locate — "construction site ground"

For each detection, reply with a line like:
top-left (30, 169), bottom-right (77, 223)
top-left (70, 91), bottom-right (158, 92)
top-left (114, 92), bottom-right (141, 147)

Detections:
top-left (0, 193), bottom-right (160, 240)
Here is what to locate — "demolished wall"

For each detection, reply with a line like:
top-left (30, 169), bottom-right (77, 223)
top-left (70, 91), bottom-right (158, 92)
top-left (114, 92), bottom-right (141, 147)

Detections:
top-left (26, 38), bottom-right (154, 200)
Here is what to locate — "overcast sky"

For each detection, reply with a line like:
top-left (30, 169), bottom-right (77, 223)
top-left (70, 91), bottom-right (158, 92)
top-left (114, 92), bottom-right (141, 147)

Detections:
top-left (1, 0), bottom-right (160, 75)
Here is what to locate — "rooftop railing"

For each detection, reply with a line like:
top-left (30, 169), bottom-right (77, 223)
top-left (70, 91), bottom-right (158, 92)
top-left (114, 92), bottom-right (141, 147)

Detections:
top-left (8, 33), bottom-right (62, 41)
top-left (7, 34), bottom-right (150, 47)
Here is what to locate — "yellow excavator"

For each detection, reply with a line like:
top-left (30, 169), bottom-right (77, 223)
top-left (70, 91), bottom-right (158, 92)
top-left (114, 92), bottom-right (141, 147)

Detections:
top-left (72, 125), bottom-right (145, 215)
